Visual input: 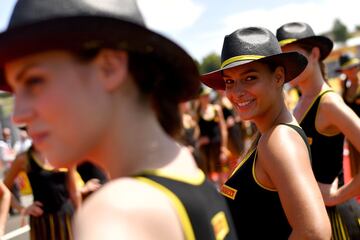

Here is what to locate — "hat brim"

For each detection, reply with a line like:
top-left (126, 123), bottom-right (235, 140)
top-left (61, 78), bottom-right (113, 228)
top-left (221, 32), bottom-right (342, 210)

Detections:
top-left (281, 36), bottom-right (333, 60)
top-left (201, 52), bottom-right (308, 90)
top-left (0, 16), bottom-right (200, 102)
top-left (335, 63), bottom-right (360, 73)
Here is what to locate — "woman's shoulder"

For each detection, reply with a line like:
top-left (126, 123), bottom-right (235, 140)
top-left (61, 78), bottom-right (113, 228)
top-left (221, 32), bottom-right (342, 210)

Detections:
top-left (74, 177), bottom-right (183, 239)
top-left (258, 124), bottom-right (307, 160)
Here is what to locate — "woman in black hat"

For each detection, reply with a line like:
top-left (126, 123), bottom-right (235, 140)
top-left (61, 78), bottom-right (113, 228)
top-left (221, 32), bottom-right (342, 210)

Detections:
top-left (337, 53), bottom-right (360, 179)
top-left (277, 22), bottom-right (360, 239)
top-left (202, 26), bottom-right (331, 239)
top-left (0, 0), bottom-right (238, 239)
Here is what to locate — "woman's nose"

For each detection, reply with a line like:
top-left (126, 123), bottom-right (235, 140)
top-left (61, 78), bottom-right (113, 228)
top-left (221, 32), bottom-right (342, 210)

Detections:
top-left (12, 93), bottom-right (33, 125)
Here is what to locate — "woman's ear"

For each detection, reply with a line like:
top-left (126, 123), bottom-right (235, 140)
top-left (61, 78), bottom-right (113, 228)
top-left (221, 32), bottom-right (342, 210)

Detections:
top-left (94, 49), bottom-right (128, 91)
top-left (310, 47), bottom-right (321, 62)
top-left (274, 66), bottom-right (285, 87)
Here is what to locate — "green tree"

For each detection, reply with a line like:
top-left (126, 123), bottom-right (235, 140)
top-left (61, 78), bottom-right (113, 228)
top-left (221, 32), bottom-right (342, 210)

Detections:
top-left (332, 19), bottom-right (348, 43)
top-left (199, 53), bottom-right (221, 74)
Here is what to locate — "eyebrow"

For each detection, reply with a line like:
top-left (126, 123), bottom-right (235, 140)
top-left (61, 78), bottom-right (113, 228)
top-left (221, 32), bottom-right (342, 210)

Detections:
top-left (15, 63), bottom-right (40, 82)
top-left (222, 68), bottom-right (257, 78)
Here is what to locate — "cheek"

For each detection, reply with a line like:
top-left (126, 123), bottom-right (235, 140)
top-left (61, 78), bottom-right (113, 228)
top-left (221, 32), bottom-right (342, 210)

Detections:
top-left (40, 85), bottom-right (110, 166)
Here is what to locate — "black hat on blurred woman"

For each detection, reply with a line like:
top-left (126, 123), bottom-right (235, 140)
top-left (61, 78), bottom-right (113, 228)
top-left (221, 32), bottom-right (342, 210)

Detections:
top-left (0, 0), bottom-right (200, 102)
top-left (201, 27), bottom-right (308, 90)
top-left (335, 52), bottom-right (360, 73)
top-left (276, 22), bottom-right (333, 60)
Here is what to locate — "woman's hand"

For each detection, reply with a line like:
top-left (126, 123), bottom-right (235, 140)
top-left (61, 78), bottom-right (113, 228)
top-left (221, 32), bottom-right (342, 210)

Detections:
top-left (22, 201), bottom-right (44, 217)
top-left (81, 179), bottom-right (102, 195)
top-left (319, 178), bottom-right (339, 206)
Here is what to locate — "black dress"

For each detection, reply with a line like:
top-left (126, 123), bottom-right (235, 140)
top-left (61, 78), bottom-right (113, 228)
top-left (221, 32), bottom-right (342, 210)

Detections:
top-left (137, 171), bottom-right (238, 239)
top-left (26, 148), bottom-right (74, 240)
top-left (221, 124), bottom-right (309, 239)
top-left (300, 90), bottom-right (360, 239)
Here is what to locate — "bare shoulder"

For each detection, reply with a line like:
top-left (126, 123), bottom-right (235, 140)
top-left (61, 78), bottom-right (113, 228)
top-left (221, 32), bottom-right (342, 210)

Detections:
top-left (259, 124), bottom-right (306, 153)
top-left (319, 91), bottom-right (346, 112)
top-left (258, 124), bottom-right (308, 165)
top-left (74, 177), bottom-right (183, 240)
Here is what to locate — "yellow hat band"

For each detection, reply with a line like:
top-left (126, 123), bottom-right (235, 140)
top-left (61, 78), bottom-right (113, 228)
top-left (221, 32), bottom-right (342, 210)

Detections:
top-left (221, 55), bottom-right (265, 69)
top-left (342, 58), bottom-right (360, 68)
top-left (279, 38), bottom-right (297, 46)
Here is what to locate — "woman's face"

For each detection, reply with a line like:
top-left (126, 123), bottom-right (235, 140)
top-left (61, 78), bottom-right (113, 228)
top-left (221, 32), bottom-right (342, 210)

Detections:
top-left (223, 61), bottom-right (283, 121)
top-left (5, 51), bottom-right (113, 168)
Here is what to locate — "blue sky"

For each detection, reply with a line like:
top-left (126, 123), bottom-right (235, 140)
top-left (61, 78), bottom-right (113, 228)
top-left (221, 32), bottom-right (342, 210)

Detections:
top-left (1, 0), bottom-right (359, 61)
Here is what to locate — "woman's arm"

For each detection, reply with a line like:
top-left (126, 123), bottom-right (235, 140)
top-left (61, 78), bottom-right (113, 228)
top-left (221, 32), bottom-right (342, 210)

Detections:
top-left (67, 167), bottom-right (82, 209)
top-left (3, 153), bottom-right (27, 213)
top-left (320, 93), bottom-right (360, 204)
top-left (258, 125), bottom-right (331, 240)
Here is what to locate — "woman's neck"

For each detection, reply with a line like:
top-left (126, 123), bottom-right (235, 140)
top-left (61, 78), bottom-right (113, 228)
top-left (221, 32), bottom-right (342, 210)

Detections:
top-left (253, 96), bottom-right (293, 133)
top-left (298, 66), bottom-right (328, 97)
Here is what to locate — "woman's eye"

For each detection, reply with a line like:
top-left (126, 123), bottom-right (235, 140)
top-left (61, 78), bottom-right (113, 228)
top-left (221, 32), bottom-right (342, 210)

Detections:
top-left (24, 76), bottom-right (44, 93)
top-left (224, 79), bottom-right (234, 85)
top-left (244, 76), bottom-right (257, 81)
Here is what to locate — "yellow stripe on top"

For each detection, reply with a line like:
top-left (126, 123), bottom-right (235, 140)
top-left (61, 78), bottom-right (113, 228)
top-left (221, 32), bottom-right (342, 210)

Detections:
top-left (136, 176), bottom-right (196, 240)
top-left (342, 58), bottom-right (360, 68)
top-left (279, 38), bottom-right (297, 46)
top-left (141, 169), bottom-right (205, 186)
top-left (252, 150), bottom-right (277, 192)
top-left (221, 55), bottom-right (265, 68)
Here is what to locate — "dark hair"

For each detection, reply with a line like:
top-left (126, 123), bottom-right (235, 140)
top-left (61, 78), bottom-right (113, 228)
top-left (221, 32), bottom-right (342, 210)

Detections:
top-left (76, 48), bottom-right (181, 138)
top-left (128, 53), bottom-right (181, 138)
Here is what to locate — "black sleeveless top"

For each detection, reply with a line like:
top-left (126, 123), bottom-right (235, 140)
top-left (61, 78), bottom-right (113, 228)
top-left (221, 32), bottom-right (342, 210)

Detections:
top-left (137, 172), bottom-right (238, 240)
top-left (221, 124), bottom-right (310, 239)
top-left (26, 148), bottom-right (73, 214)
top-left (77, 161), bottom-right (108, 184)
top-left (198, 106), bottom-right (221, 143)
top-left (300, 90), bottom-right (345, 184)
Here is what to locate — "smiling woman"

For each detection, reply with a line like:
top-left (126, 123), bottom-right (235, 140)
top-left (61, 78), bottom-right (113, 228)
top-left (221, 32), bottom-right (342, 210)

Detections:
top-left (201, 27), bottom-right (332, 239)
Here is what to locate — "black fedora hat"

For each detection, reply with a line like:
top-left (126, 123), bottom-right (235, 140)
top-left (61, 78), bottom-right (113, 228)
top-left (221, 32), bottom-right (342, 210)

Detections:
top-left (0, 0), bottom-right (200, 102)
top-left (276, 22), bottom-right (333, 60)
top-left (335, 52), bottom-right (360, 72)
top-left (201, 27), bottom-right (308, 90)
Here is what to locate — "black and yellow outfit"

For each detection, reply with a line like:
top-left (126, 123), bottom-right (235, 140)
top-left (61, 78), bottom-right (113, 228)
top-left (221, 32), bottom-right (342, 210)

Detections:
top-left (26, 148), bottom-right (74, 240)
top-left (221, 124), bottom-right (309, 239)
top-left (343, 80), bottom-right (360, 178)
top-left (300, 90), bottom-right (360, 239)
top-left (198, 105), bottom-right (222, 174)
top-left (136, 170), bottom-right (238, 240)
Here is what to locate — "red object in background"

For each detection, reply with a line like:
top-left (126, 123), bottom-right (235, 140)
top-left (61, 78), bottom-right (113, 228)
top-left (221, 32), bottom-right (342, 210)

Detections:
top-left (343, 142), bottom-right (360, 203)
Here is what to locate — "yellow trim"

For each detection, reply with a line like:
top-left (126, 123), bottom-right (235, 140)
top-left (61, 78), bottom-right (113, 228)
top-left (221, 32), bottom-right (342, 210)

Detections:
top-left (252, 150), bottom-right (277, 191)
top-left (211, 211), bottom-right (230, 240)
top-left (298, 90), bottom-right (332, 124)
top-left (221, 55), bottom-right (265, 68)
top-left (141, 169), bottom-right (205, 186)
top-left (136, 177), bottom-right (196, 240)
top-left (229, 148), bottom-right (256, 178)
top-left (49, 214), bottom-right (55, 240)
top-left (31, 151), bottom-right (68, 172)
top-left (279, 38), bottom-right (297, 46)
top-left (66, 215), bottom-right (73, 240)
top-left (341, 58), bottom-right (360, 68)
top-left (336, 210), bottom-right (347, 239)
